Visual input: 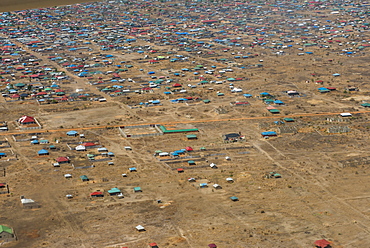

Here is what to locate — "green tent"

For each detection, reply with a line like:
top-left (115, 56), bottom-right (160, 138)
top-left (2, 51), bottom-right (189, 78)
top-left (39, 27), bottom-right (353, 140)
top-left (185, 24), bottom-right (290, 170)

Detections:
top-left (0, 225), bottom-right (13, 234)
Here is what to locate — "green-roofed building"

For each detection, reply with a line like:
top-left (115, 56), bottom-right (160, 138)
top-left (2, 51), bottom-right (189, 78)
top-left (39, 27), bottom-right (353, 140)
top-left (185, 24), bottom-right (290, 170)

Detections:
top-left (108, 187), bottom-right (121, 195)
top-left (186, 134), bottom-right (197, 140)
top-left (134, 187), bottom-right (142, 193)
top-left (269, 109), bottom-right (280, 114)
top-left (0, 225), bottom-right (15, 242)
top-left (80, 175), bottom-right (89, 181)
top-left (283, 118), bottom-right (295, 122)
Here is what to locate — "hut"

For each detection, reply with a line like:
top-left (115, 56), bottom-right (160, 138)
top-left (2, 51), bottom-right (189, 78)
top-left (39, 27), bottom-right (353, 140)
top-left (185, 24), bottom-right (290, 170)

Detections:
top-left (230, 196), bottom-right (239, 201)
top-left (80, 175), bottom-right (89, 182)
top-left (314, 239), bottom-right (331, 248)
top-left (108, 187), bottom-right (121, 196)
top-left (66, 130), bottom-right (78, 136)
top-left (0, 225), bottom-right (15, 242)
top-left (90, 191), bottom-right (104, 197)
top-left (149, 242), bottom-right (159, 248)
top-left (38, 149), bottom-right (49, 156)
top-left (134, 187), bottom-right (142, 193)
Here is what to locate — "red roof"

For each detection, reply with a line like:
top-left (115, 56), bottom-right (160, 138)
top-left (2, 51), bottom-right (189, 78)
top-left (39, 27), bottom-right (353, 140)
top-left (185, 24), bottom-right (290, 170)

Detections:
top-left (314, 239), bottom-right (331, 248)
top-left (177, 168), bottom-right (184, 172)
top-left (172, 83), bottom-right (182, 87)
top-left (56, 157), bottom-right (69, 163)
top-left (90, 192), bottom-right (104, 196)
top-left (11, 94), bottom-right (20, 98)
top-left (149, 243), bottom-right (158, 247)
top-left (18, 115), bottom-right (35, 124)
top-left (82, 142), bottom-right (96, 147)
top-left (185, 146), bottom-right (193, 151)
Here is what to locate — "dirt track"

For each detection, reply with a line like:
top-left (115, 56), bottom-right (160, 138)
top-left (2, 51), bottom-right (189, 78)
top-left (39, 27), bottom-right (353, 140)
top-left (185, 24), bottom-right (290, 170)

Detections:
top-left (1, 110), bottom-right (368, 136)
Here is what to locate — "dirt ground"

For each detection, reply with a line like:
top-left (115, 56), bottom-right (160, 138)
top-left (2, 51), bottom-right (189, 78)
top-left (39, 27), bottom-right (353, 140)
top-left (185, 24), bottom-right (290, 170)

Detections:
top-left (0, 0), bottom-right (370, 248)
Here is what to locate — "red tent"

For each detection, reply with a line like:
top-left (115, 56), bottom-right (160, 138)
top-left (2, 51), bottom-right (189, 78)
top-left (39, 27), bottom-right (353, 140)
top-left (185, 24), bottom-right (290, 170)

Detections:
top-left (10, 94), bottom-right (20, 98)
top-left (56, 157), bottom-right (69, 163)
top-left (185, 146), bottom-right (193, 151)
top-left (82, 142), bottom-right (96, 147)
top-left (172, 83), bottom-right (182, 87)
top-left (314, 239), bottom-right (331, 248)
top-left (90, 192), bottom-right (104, 197)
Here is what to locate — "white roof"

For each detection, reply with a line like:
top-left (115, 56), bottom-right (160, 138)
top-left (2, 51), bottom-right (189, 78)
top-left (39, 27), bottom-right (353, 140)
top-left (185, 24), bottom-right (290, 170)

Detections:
top-left (75, 145), bottom-right (86, 150)
top-left (340, 113), bottom-right (352, 116)
top-left (158, 152), bottom-right (169, 156)
top-left (135, 225), bottom-right (145, 230)
top-left (21, 198), bottom-right (35, 204)
top-left (64, 174), bottom-right (72, 178)
top-left (210, 163), bottom-right (217, 167)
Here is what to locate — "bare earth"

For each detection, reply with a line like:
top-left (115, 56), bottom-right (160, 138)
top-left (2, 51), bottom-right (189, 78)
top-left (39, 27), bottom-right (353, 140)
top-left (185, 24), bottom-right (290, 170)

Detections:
top-left (0, 0), bottom-right (369, 248)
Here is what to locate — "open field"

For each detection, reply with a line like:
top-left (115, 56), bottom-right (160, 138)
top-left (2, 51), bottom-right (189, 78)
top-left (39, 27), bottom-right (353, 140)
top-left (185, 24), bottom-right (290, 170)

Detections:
top-left (0, 0), bottom-right (370, 247)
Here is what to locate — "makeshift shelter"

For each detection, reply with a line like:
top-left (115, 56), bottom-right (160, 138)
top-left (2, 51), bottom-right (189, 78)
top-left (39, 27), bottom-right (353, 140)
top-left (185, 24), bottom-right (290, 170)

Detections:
top-left (38, 149), bottom-right (49, 156)
top-left (149, 242), bottom-right (159, 248)
top-left (136, 225), bottom-right (145, 232)
top-left (230, 196), bottom-right (239, 201)
top-left (134, 187), bottom-right (142, 193)
top-left (80, 175), bottom-right (89, 182)
top-left (107, 188), bottom-right (121, 195)
top-left (66, 130), bottom-right (78, 136)
top-left (314, 239), bottom-right (331, 248)
top-left (90, 191), bottom-right (104, 197)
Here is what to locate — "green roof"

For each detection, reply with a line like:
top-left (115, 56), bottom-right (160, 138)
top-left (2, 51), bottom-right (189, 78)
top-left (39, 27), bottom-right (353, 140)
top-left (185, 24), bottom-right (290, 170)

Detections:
top-left (269, 109), bottom-right (280, 113)
top-left (203, 99), bottom-right (211, 103)
top-left (80, 175), bottom-right (89, 180)
top-left (0, 225), bottom-right (12, 234)
top-left (108, 187), bottom-right (121, 194)
top-left (186, 134), bottom-right (197, 138)
top-left (283, 118), bottom-right (295, 122)
top-left (134, 187), bottom-right (142, 192)
top-left (159, 125), bottom-right (198, 134)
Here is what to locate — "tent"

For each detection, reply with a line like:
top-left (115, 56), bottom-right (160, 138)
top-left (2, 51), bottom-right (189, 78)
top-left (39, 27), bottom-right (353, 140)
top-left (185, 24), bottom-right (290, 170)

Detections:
top-left (314, 239), bottom-right (331, 248)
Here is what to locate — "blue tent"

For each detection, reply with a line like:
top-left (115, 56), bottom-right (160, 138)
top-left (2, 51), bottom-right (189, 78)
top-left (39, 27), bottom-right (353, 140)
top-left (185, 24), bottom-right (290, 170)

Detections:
top-left (66, 130), bottom-right (78, 136)
top-left (261, 131), bottom-right (277, 136)
top-left (38, 149), bottom-right (49, 155)
top-left (260, 92), bottom-right (271, 96)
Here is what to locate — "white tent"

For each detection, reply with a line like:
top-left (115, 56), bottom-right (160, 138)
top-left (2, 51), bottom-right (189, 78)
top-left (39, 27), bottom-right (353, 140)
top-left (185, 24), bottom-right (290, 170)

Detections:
top-left (75, 145), bottom-right (86, 151)
top-left (135, 225), bottom-right (145, 231)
